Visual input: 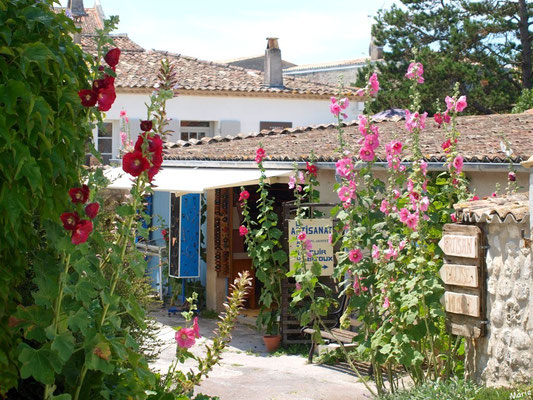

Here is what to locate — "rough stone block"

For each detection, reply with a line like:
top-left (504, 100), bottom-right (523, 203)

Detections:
top-left (514, 281), bottom-right (530, 301)
top-left (497, 278), bottom-right (513, 298)
top-left (511, 330), bottom-right (531, 350)
top-left (491, 301), bottom-right (505, 328)
top-left (487, 276), bottom-right (498, 295)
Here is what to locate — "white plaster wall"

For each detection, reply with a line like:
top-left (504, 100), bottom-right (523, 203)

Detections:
top-left (470, 221), bottom-right (533, 386)
top-left (108, 92), bottom-right (362, 137)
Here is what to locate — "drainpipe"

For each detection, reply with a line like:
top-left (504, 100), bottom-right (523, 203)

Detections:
top-left (520, 155), bottom-right (533, 236)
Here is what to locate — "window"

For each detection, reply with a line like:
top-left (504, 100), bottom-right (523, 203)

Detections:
top-left (180, 121), bottom-right (212, 141)
top-left (260, 121), bottom-right (292, 131)
top-left (96, 122), bottom-right (113, 164)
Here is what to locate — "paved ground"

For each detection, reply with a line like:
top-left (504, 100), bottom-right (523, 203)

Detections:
top-left (150, 309), bottom-right (375, 400)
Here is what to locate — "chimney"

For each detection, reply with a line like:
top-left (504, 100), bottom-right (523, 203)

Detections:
top-left (264, 38), bottom-right (284, 88)
top-left (369, 32), bottom-right (383, 61)
top-left (67, 0), bottom-right (87, 44)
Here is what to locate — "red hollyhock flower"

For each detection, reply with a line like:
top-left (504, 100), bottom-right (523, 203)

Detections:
top-left (78, 89), bottom-right (98, 107)
top-left (85, 202), bottom-right (100, 219)
top-left (135, 133), bottom-right (163, 154)
top-left (72, 220), bottom-right (93, 245)
top-left (123, 151), bottom-right (150, 177)
top-left (306, 162), bottom-right (318, 177)
top-left (97, 85), bottom-right (116, 112)
top-left (69, 185), bottom-right (90, 204)
top-left (147, 165), bottom-right (160, 182)
top-left (255, 147), bottom-right (266, 163)
top-left (140, 120), bottom-right (153, 132)
top-left (92, 76), bottom-right (115, 92)
top-left (151, 151), bottom-right (163, 168)
top-left (61, 212), bottom-right (80, 231)
top-left (104, 48), bottom-right (121, 68)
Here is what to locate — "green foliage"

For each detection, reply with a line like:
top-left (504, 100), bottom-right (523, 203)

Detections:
top-left (512, 88), bottom-right (533, 113)
top-left (358, 0), bottom-right (532, 114)
top-left (0, 0), bottom-right (92, 391)
top-left (378, 378), bottom-right (480, 400)
top-left (241, 158), bottom-right (287, 334)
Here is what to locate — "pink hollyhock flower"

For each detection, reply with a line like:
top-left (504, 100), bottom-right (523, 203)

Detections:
top-left (470, 195), bottom-right (480, 201)
top-left (355, 88), bottom-right (365, 97)
top-left (369, 73), bottom-right (379, 96)
top-left (239, 190), bottom-right (250, 202)
top-left (407, 179), bottom-right (414, 193)
top-left (405, 62), bottom-right (424, 84)
top-left (71, 220), bottom-right (93, 245)
top-left (61, 212), bottom-right (80, 231)
top-left (443, 112), bottom-right (451, 123)
top-left (399, 208), bottom-right (410, 223)
top-left (420, 161), bottom-right (428, 176)
top-left (353, 276), bottom-right (361, 295)
top-left (304, 239), bottom-right (313, 251)
top-left (392, 189), bottom-right (401, 199)
top-left (422, 179), bottom-right (428, 192)
top-left (445, 96), bottom-right (455, 112)
top-left (120, 110), bottom-right (127, 117)
top-left (456, 96), bottom-right (467, 112)
top-left (372, 244), bottom-right (380, 259)
top-left (255, 147), bottom-right (266, 163)
top-left (380, 199), bottom-right (389, 215)
top-left (298, 171), bottom-right (305, 184)
top-left (297, 231), bottom-right (307, 241)
top-left (120, 131), bottom-right (128, 146)
top-left (385, 242), bottom-right (398, 260)
top-left (335, 157), bottom-right (353, 179)
top-left (492, 192), bottom-right (498, 197)
top-left (175, 327), bottom-right (196, 349)
top-left (383, 297), bottom-right (390, 310)
top-left (338, 183), bottom-right (356, 205)
top-left (192, 317), bottom-right (201, 339)
top-left (399, 240), bottom-right (406, 250)
top-left (69, 185), bottom-right (90, 204)
top-left (330, 101), bottom-right (342, 117)
top-left (358, 115), bottom-right (369, 136)
top-left (406, 212), bottom-right (419, 229)
top-left (296, 185), bottom-right (302, 192)
top-left (508, 171), bottom-right (516, 182)
top-left (359, 146), bottom-right (375, 162)
top-left (453, 155), bottom-right (464, 174)
top-left (340, 98), bottom-right (349, 109)
top-left (288, 175), bottom-right (296, 189)
top-left (364, 134), bottom-right (380, 151)
top-left (239, 225), bottom-right (248, 236)
top-left (349, 248), bottom-right (363, 263)
top-left (85, 202), bottom-right (100, 219)
top-left (295, 282), bottom-right (302, 290)
top-left (450, 213), bottom-right (458, 222)
top-left (328, 233), bottom-right (333, 244)
top-left (420, 196), bottom-right (430, 212)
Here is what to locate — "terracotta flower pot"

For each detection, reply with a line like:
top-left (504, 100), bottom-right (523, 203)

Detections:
top-left (263, 334), bottom-right (282, 353)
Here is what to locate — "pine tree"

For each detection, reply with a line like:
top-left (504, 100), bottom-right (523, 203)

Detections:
top-left (356, 0), bottom-right (532, 115)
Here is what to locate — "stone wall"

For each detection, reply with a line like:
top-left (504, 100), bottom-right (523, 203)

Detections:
top-left (469, 220), bottom-right (532, 386)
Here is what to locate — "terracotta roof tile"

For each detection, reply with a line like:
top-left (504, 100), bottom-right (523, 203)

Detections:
top-left (81, 35), bottom-right (145, 53)
top-left (164, 113), bottom-right (533, 163)
top-left (109, 49), bottom-right (343, 96)
top-left (454, 192), bottom-right (529, 223)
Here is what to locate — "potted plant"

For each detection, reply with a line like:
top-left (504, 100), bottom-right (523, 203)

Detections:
top-left (240, 147), bottom-right (287, 352)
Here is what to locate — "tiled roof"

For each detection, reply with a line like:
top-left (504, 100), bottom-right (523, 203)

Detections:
top-left (454, 193), bottom-right (529, 224)
top-left (54, 7), bottom-right (104, 34)
top-left (113, 49), bottom-right (343, 96)
top-left (164, 112), bottom-right (533, 163)
top-left (284, 57), bottom-right (370, 73)
top-left (81, 35), bottom-right (145, 53)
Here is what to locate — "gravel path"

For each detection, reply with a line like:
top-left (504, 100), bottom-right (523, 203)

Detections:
top-left (150, 310), bottom-right (375, 400)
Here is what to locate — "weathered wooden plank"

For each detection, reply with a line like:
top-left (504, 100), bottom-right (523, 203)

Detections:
top-left (439, 264), bottom-right (479, 287)
top-left (446, 320), bottom-right (483, 338)
top-left (439, 234), bottom-right (478, 258)
top-left (445, 291), bottom-right (480, 317)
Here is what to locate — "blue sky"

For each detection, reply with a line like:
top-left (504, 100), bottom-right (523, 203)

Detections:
top-left (63, 0), bottom-right (399, 65)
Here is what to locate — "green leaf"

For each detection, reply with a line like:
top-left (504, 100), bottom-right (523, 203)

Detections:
top-left (18, 344), bottom-right (60, 384)
top-left (20, 42), bottom-right (55, 76)
top-left (51, 331), bottom-right (75, 363)
top-left (272, 249), bottom-right (287, 264)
